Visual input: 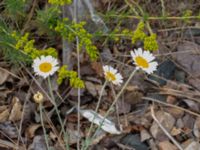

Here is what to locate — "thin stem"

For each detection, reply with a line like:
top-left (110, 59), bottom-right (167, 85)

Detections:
top-left (160, 0), bottom-right (166, 17)
top-left (47, 77), bottom-right (69, 150)
top-left (87, 81), bottom-right (107, 137)
top-left (101, 14), bottom-right (200, 20)
top-left (73, 0), bottom-right (81, 149)
top-left (84, 69), bottom-right (137, 149)
top-left (39, 103), bottom-right (51, 150)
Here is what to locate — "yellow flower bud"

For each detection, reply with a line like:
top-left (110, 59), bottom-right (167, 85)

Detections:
top-left (33, 91), bottom-right (44, 104)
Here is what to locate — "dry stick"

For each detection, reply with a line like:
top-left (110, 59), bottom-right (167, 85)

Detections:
top-left (101, 14), bottom-right (200, 20)
top-left (47, 78), bottom-right (70, 150)
top-left (142, 97), bottom-right (200, 118)
top-left (22, 64), bottom-right (68, 149)
top-left (150, 105), bottom-right (183, 150)
top-left (62, 5), bottom-right (73, 69)
top-left (0, 139), bottom-right (25, 150)
top-left (73, 0), bottom-right (81, 149)
top-left (86, 81), bottom-right (107, 138)
top-left (39, 103), bottom-right (51, 150)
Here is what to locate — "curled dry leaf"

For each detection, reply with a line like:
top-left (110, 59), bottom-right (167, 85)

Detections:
top-left (28, 135), bottom-right (47, 150)
top-left (9, 97), bottom-right (22, 122)
top-left (80, 109), bottom-right (121, 134)
top-left (26, 124), bottom-right (41, 139)
top-left (0, 68), bottom-right (9, 85)
top-left (0, 109), bottom-right (9, 123)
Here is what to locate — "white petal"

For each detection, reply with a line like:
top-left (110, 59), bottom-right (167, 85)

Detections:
top-left (80, 109), bottom-right (121, 134)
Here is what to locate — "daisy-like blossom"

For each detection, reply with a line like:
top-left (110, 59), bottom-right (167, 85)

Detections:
top-left (131, 48), bottom-right (158, 74)
top-left (32, 55), bottom-right (59, 78)
top-left (103, 65), bottom-right (123, 85)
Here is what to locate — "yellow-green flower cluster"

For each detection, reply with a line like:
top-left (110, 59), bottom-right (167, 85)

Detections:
top-left (182, 10), bottom-right (192, 23)
top-left (131, 21), bottom-right (146, 44)
top-left (55, 18), bottom-right (99, 61)
top-left (144, 34), bottom-right (158, 51)
top-left (57, 65), bottom-right (85, 88)
top-left (48, 0), bottom-right (72, 5)
top-left (12, 32), bottom-right (58, 59)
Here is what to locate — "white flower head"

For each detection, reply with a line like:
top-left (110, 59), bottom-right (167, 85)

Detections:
top-left (130, 48), bottom-right (158, 74)
top-left (103, 65), bottom-right (123, 85)
top-left (32, 55), bottom-right (59, 78)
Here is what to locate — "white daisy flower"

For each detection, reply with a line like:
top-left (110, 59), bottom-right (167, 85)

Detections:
top-left (32, 55), bottom-right (59, 78)
top-left (103, 65), bottom-right (123, 85)
top-left (131, 48), bottom-right (158, 74)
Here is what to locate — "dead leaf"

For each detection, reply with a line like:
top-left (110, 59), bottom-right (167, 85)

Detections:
top-left (193, 117), bottom-right (200, 138)
top-left (0, 121), bottom-right (18, 138)
top-left (140, 129), bottom-right (151, 142)
top-left (176, 42), bottom-right (200, 76)
top-left (28, 135), bottom-right (47, 150)
top-left (26, 124), bottom-right (41, 138)
top-left (182, 139), bottom-right (200, 150)
top-left (9, 97), bottom-right (22, 122)
top-left (0, 109), bottom-right (9, 123)
top-left (85, 81), bottom-right (97, 96)
top-left (158, 141), bottom-right (178, 150)
top-left (150, 111), bottom-right (175, 140)
top-left (0, 68), bottom-right (9, 85)
top-left (91, 61), bottom-right (103, 76)
top-left (170, 127), bottom-right (182, 136)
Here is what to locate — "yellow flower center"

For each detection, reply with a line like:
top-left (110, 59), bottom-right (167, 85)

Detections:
top-left (105, 72), bottom-right (116, 81)
top-left (39, 62), bottom-right (52, 73)
top-left (135, 56), bottom-right (149, 68)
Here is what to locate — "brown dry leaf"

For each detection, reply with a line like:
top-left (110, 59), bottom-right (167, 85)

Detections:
top-left (193, 117), bottom-right (200, 138)
top-left (28, 135), bottom-right (47, 150)
top-left (26, 124), bottom-right (41, 138)
top-left (176, 42), bottom-right (200, 76)
top-left (0, 106), bottom-right (8, 113)
top-left (164, 107), bottom-right (184, 119)
top-left (0, 121), bottom-right (18, 138)
top-left (91, 61), bottom-right (103, 76)
top-left (0, 109), bottom-right (9, 123)
top-left (182, 139), bottom-right (200, 150)
top-left (0, 68), bottom-right (9, 85)
top-left (150, 111), bottom-right (175, 140)
top-left (158, 141), bottom-right (178, 150)
top-left (170, 127), bottom-right (182, 136)
top-left (140, 129), bottom-right (151, 142)
top-left (85, 81), bottom-right (97, 96)
top-left (9, 97), bottom-right (22, 122)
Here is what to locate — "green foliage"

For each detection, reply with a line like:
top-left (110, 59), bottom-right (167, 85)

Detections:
top-left (0, 22), bottom-right (31, 64)
top-left (182, 10), bottom-right (193, 23)
top-left (57, 65), bottom-right (85, 88)
top-left (36, 5), bottom-right (61, 35)
top-left (55, 18), bottom-right (99, 61)
top-left (48, 0), bottom-right (72, 5)
top-left (4, 0), bottom-right (26, 19)
top-left (144, 34), bottom-right (158, 51)
top-left (131, 21), bottom-right (146, 44)
top-left (12, 32), bottom-right (58, 59)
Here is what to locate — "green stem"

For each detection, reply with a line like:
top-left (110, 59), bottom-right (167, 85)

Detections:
top-left (83, 69), bottom-right (137, 149)
top-left (86, 80), bottom-right (107, 138)
top-left (39, 103), bottom-right (51, 150)
top-left (47, 77), bottom-right (70, 150)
